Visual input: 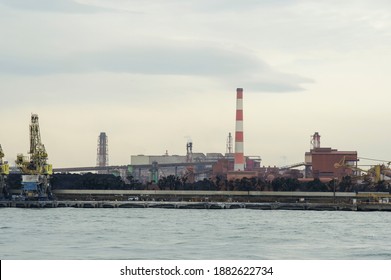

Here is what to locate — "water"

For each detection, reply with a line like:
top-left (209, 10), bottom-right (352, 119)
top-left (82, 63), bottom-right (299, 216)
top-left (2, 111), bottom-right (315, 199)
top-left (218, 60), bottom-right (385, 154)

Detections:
top-left (1, 208), bottom-right (390, 260)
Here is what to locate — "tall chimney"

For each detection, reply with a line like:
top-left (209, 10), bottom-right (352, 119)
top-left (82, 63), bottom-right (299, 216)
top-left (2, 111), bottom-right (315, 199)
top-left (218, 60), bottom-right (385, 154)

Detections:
top-left (234, 88), bottom-right (245, 171)
top-left (97, 132), bottom-right (108, 168)
top-left (311, 132), bottom-right (321, 149)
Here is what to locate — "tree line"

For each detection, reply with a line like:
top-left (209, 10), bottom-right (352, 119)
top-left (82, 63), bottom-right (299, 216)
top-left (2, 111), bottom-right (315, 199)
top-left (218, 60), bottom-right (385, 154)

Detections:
top-left (6, 173), bottom-right (390, 193)
top-left (156, 175), bottom-right (390, 192)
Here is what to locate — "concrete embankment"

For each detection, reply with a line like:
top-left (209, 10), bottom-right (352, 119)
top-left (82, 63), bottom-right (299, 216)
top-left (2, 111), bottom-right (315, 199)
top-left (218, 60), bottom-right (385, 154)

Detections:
top-left (1, 200), bottom-right (391, 211)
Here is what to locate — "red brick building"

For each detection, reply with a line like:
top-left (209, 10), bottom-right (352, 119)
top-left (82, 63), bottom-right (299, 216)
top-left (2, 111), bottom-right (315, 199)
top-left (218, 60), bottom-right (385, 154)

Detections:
top-left (305, 147), bottom-right (358, 180)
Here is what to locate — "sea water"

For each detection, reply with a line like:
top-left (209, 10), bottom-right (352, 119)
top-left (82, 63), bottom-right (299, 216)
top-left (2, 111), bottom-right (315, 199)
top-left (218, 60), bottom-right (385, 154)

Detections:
top-left (1, 208), bottom-right (390, 260)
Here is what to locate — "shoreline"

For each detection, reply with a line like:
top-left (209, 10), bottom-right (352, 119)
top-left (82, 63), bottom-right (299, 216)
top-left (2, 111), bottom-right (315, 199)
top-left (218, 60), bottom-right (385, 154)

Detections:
top-left (1, 200), bottom-right (391, 211)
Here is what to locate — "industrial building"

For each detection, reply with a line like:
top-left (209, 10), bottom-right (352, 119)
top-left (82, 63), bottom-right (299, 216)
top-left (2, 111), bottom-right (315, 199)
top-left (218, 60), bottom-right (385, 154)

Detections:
top-left (94, 90), bottom-right (359, 185)
top-left (128, 90), bottom-right (362, 183)
top-left (130, 152), bottom-right (261, 183)
top-left (129, 88), bottom-right (263, 182)
top-left (304, 132), bottom-right (358, 180)
top-left (131, 154), bottom-right (187, 165)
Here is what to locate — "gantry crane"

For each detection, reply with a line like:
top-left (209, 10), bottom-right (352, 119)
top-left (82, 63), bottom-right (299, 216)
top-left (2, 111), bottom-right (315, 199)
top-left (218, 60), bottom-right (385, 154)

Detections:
top-left (15, 114), bottom-right (53, 200)
top-left (0, 144), bottom-right (10, 198)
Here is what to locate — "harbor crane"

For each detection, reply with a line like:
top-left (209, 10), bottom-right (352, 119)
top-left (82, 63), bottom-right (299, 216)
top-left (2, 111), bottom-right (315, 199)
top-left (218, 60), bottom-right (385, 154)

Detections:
top-left (0, 144), bottom-right (10, 198)
top-left (15, 114), bottom-right (53, 200)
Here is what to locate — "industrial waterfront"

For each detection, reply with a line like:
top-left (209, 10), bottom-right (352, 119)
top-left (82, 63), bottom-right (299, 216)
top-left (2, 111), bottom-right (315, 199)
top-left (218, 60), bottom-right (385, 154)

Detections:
top-left (1, 88), bottom-right (391, 207)
top-left (2, 1), bottom-right (391, 271)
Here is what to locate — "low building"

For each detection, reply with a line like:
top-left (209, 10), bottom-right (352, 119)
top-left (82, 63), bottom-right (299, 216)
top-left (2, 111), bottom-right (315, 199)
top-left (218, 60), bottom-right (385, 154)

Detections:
top-left (130, 153), bottom-right (227, 183)
top-left (212, 156), bottom-right (261, 179)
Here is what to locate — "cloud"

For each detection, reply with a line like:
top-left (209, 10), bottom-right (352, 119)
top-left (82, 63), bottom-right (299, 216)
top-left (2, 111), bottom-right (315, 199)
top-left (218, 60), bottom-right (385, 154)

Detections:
top-left (186, 0), bottom-right (297, 12)
top-left (82, 46), bottom-right (265, 76)
top-left (0, 0), bottom-right (317, 94)
top-left (0, 0), bottom-right (109, 13)
top-left (0, 44), bottom-right (311, 93)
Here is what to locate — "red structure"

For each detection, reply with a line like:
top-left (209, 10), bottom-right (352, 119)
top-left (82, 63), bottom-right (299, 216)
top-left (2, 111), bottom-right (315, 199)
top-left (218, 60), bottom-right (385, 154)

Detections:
top-left (234, 88), bottom-right (245, 171)
top-left (305, 133), bottom-right (358, 180)
top-left (306, 148), bottom-right (358, 179)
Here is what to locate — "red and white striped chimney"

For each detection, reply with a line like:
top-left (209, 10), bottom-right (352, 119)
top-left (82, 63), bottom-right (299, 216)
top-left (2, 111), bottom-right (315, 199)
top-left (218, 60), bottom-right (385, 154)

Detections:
top-left (234, 88), bottom-right (245, 171)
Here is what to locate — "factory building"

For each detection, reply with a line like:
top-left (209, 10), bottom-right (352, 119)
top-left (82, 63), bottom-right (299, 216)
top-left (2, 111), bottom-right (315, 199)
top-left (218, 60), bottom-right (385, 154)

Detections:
top-left (305, 133), bottom-right (358, 180)
top-left (213, 156), bottom-right (261, 179)
top-left (131, 154), bottom-right (187, 165)
top-left (130, 153), bottom-right (225, 166)
top-left (130, 152), bottom-right (226, 183)
top-left (130, 152), bottom-right (261, 183)
top-left (128, 88), bottom-right (263, 183)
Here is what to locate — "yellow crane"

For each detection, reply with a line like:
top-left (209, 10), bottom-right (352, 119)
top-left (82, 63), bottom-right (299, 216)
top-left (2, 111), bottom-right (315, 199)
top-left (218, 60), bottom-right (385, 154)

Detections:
top-left (0, 144), bottom-right (10, 198)
top-left (335, 156), bottom-right (390, 184)
top-left (16, 114), bottom-right (53, 200)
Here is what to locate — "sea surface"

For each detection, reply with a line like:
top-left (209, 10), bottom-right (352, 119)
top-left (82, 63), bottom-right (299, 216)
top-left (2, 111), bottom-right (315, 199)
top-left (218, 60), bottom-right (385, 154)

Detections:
top-left (1, 208), bottom-right (390, 260)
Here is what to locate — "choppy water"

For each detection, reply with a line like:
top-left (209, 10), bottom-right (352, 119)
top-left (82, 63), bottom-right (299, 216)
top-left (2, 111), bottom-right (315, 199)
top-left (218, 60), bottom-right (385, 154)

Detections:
top-left (1, 208), bottom-right (390, 260)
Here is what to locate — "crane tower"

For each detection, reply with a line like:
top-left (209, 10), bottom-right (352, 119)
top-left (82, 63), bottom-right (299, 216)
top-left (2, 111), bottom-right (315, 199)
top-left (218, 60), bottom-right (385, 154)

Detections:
top-left (16, 114), bottom-right (53, 200)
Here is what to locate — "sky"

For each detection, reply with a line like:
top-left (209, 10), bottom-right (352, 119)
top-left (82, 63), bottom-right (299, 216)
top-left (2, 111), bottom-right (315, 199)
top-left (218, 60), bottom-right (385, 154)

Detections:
top-left (1, 0), bottom-right (391, 168)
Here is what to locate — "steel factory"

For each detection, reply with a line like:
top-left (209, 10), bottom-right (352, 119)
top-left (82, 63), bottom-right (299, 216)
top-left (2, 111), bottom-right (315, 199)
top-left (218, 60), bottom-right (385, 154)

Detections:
top-left (1, 87), bottom-right (390, 202)
top-left (121, 88), bottom-right (363, 185)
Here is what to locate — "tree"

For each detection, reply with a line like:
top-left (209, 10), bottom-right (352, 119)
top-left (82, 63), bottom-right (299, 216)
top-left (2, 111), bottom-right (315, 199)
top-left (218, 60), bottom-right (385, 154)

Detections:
top-left (375, 180), bottom-right (390, 192)
top-left (337, 176), bottom-right (353, 192)
top-left (271, 177), bottom-right (285, 191)
top-left (306, 178), bottom-right (328, 192)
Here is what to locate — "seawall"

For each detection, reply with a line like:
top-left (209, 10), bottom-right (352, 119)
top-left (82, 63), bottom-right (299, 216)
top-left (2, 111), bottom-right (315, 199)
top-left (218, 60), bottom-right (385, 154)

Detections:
top-left (1, 200), bottom-right (391, 211)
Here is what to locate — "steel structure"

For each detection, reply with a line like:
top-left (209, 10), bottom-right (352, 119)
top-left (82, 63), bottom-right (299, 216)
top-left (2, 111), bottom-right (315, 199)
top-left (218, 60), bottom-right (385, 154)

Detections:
top-left (149, 161), bottom-right (159, 183)
top-left (53, 162), bottom-right (217, 173)
top-left (333, 156), bottom-right (391, 184)
top-left (97, 132), bottom-right (109, 169)
top-left (311, 132), bottom-right (321, 149)
top-left (186, 141), bottom-right (193, 163)
top-left (15, 114), bottom-right (53, 199)
top-left (185, 140), bottom-right (195, 183)
top-left (0, 144), bottom-right (10, 198)
top-left (226, 132), bottom-right (233, 154)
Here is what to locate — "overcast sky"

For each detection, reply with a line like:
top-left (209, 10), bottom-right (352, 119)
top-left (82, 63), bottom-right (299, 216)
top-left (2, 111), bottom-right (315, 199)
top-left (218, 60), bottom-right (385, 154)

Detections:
top-left (1, 0), bottom-right (391, 168)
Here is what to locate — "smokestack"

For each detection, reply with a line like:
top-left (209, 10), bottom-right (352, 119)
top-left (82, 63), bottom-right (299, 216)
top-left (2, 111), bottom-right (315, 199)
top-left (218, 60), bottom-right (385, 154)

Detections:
top-left (234, 88), bottom-right (245, 171)
top-left (311, 132), bottom-right (321, 149)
